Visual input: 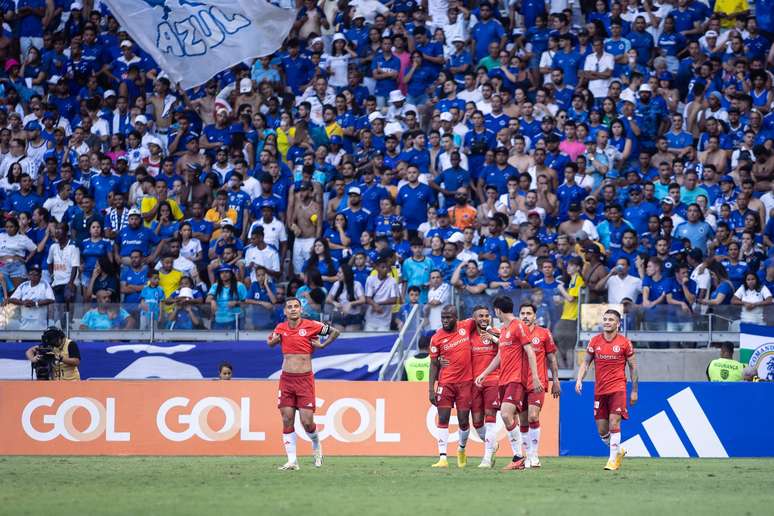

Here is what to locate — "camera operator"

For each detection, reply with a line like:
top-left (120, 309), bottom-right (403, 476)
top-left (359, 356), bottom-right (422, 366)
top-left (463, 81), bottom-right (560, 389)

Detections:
top-left (24, 327), bottom-right (81, 380)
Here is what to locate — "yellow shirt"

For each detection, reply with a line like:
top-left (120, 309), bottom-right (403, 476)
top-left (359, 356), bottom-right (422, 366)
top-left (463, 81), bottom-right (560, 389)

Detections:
top-left (714, 0), bottom-right (749, 28)
top-left (159, 269), bottom-right (183, 299)
top-left (141, 197), bottom-right (184, 227)
top-left (277, 127), bottom-right (294, 160)
top-left (560, 273), bottom-right (585, 321)
top-left (205, 208), bottom-right (239, 240)
top-left (325, 122), bottom-right (344, 138)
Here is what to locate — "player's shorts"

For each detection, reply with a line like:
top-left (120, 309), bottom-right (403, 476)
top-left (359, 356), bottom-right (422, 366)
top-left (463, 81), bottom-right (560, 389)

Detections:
top-left (278, 371), bottom-right (316, 411)
top-left (472, 383), bottom-right (500, 413)
top-left (594, 391), bottom-right (629, 420)
top-left (521, 389), bottom-right (546, 412)
top-left (498, 382), bottom-right (525, 408)
top-left (435, 382), bottom-right (473, 410)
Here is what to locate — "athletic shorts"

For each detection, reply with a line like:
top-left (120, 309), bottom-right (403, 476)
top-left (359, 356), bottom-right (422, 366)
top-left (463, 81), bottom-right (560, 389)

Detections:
top-left (278, 371), bottom-right (316, 411)
top-left (472, 383), bottom-right (500, 413)
top-left (435, 382), bottom-right (473, 410)
top-left (594, 391), bottom-right (628, 420)
top-left (522, 389), bottom-right (546, 412)
top-left (498, 382), bottom-right (525, 408)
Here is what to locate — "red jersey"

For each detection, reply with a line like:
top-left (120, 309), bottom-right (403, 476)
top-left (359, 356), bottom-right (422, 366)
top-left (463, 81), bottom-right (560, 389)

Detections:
top-left (587, 333), bottom-right (634, 396)
top-left (429, 319), bottom-right (476, 384)
top-left (497, 318), bottom-right (528, 386)
top-left (521, 325), bottom-right (557, 391)
top-left (471, 326), bottom-right (499, 386)
top-left (274, 319), bottom-right (330, 355)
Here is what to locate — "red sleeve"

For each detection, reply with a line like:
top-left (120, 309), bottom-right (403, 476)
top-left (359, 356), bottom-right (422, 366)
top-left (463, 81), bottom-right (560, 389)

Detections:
top-left (429, 335), bottom-right (440, 359)
top-left (462, 318), bottom-right (477, 333)
top-left (586, 336), bottom-right (596, 357)
top-left (545, 330), bottom-right (557, 354)
top-left (624, 337), bottom-right (634, 358)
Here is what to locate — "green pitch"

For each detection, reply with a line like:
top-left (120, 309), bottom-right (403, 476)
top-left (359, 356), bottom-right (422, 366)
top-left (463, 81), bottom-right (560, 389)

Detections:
top-left (2, 456), bottom-right (773, 515)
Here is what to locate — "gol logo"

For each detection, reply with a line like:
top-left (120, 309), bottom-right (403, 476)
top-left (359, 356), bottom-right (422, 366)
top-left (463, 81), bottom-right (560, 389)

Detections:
top-left (22, 397), bottom-right (130, 442)
top-left (157, 397), bottom-right (266, 442)
top-left (301, 398), bottom-right (400, 443)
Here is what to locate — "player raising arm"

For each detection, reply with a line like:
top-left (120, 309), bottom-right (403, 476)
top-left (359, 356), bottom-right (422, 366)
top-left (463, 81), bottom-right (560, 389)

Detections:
top-left (475, 296), bottom-right (542, 471)
top-left (428, 305), bottom-right (476, 468)
top-left (575, 309), bottom-right (638, 471)
top-left (268, 297), bottom-right (341, 471)
top-left (518, 303), bottom-right (561, 468)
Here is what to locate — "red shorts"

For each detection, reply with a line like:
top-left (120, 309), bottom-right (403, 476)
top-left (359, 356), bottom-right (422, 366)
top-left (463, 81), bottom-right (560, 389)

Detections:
top-left (435, 382), bottom-right (473, 410)
top-left (498, 382), bottom-right (525, 409)
top-left (472, 383), bottom-right (500, 413)
top-left (594, 391), bottom-right (629, 420)
top-left (521, 389), bottom-right (545, 411)
top-left (278, 371), bottom-right (316, 411)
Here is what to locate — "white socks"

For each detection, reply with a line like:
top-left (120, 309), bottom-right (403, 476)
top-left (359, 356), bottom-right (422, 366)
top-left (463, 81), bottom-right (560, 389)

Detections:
top-left (437, 426), bottom-right (449, 456)
top-left (484, 422), bottom-right (497, 459)
top-left (507, 426), bottom-right (523, 457)
top-left (609, 431), bottom-right (621, 461)
top-left (529, 426), bottom-right (541, 459)
top-left (521, 427), bottom-right (531, 458)
top-left (308, 430), bottom-right (320, 451)
top-left (458, 428), bottom-right (470, 449)
top-left (283, 431), bottom-right (297, 463)
top-left (475, 425), bottom-right (486, 441)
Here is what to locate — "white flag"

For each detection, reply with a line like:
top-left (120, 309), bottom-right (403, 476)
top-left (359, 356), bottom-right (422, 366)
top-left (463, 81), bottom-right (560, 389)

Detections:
top-left (102, 0), bottom-right (295, 89)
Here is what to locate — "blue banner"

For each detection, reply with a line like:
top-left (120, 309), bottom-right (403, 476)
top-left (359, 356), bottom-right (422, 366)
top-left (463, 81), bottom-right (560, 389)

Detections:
top-left (560, 382), bottom-right (774, 458)
top-left (0, 336), bottom-right (395, 381)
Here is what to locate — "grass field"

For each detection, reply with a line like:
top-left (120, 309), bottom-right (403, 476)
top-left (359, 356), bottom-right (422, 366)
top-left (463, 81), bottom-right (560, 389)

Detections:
top-left (2, 456), bottom-right (773, 516)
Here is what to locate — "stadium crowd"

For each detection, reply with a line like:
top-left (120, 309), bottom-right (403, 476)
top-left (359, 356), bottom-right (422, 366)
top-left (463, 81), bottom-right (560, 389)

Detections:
top-left (0, 0), bottom-right (773, 345)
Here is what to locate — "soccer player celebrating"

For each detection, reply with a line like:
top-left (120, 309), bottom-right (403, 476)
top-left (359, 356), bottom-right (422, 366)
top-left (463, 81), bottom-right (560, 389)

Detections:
top-left (268, 297), bottom-right (341, 471)
top-left (475, 296), bottom-right (542, 471)
top-left (517, 303), bottom-right (561, 468)
top-left (575, 309), bottom-right (638, 471)
top-left (468, 305), bottom-right (502, 468)
top-left (428, 305), bottom-right (476, 468)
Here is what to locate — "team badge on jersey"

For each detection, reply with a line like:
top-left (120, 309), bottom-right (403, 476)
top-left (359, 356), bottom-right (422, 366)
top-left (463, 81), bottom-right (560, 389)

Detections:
top-left (430, 346), bottom-right (438, 353)
top-left (299, 328), bottom-right (307, 337)
top-left (613, 345), bottom-right (620, 353)
top-left (532, 337), bottom-right (540, 345)
top-left (458, 328), bottom-right (466, 336)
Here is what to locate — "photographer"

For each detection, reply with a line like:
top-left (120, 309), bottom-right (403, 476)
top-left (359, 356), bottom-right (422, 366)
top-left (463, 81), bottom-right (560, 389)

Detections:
top-left (24, 327), bottom-right (81, 381)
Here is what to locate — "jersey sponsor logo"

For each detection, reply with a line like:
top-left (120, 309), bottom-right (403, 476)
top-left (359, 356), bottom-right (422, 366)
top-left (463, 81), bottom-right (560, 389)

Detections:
top-left (621, 387), bottom-right (728, 458)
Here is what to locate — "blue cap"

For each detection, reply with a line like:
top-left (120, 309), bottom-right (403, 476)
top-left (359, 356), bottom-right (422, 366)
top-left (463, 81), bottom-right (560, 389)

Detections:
top-left (330, 135), bottom-right (343, 145)
top-left (606, 170), bottom-right (620, 179)
top-left (216, 264), bottom-right (233, 273)
top-left (658, 71), bottom-right (672, 81)
top-left (229, 123), bottom-right (244, 134)
top-left (628, 184), bottom-right (642, 193)
top-left (24, 120), bottom-right (41, 131)
top-left (260, 199), bottom-right (276, 209)
top-left (42, 111), bottom-right (55, 121)
top-left (720, 175), bottom-right (735, 184)
top-left (436, 207), bottom-right (449, 217)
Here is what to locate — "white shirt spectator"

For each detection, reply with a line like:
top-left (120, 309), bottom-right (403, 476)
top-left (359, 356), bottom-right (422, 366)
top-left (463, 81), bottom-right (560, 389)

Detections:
top-left (47, 240), bottom-right (81, 287)
top-left (43, 195), bottom-right (74, 223)
top-left (458, 87), bottom-right (483, 105)
top-left (244, 244), bottom-right (281, 281)
top-left (10, 279), bottom-right (55, 330)
top-left (180, 238), bottom-right (203, 262)
top-left (426, 281), bottom-right (452, 330)
top-left (364, 274), bottom-right (399, 331)
top-left (0, 232), bottom-right (36, 258)
top-left (605, 274), bottom-right (643, 305)
top-left (583, 51), bottom-right (615, 98)
top-left (734, 285), bottom-right (772, 324)
top-left (249, 218), bottom-right (287, 251)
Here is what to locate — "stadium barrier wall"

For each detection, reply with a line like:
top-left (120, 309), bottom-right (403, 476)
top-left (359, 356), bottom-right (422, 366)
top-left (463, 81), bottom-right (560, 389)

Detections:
top-left (0, 336), bottom-right (396, 381)
top-left (0, 381), bottom-right (559, 456)
top-left (560, 382), bottom-right (774, 458)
